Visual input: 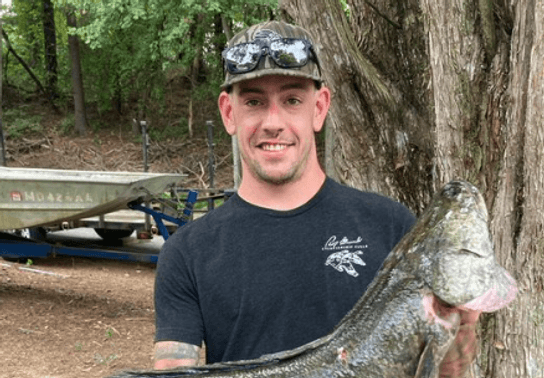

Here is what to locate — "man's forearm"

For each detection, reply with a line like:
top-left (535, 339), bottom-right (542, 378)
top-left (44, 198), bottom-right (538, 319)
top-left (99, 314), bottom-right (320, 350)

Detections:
top-left (154, 341), bottom-right (201, 370)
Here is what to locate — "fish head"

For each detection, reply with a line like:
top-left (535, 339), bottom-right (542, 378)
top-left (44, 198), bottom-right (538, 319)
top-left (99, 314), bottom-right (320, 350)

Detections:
top-left (415, 181), bottom-right (517, 312)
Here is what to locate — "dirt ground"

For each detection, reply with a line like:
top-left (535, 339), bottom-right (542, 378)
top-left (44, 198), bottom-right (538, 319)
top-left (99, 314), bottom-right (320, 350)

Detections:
top-left (1, 100), bottom-right (231, 377)
top-left (0, 255), bottom-right (157, 378)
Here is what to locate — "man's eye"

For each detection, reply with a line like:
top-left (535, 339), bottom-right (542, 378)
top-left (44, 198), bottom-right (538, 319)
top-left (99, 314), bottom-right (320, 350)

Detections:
top-left (286, 98), bottom-right (301, 105)
top-left (246, 99), bottom-right (261, 107)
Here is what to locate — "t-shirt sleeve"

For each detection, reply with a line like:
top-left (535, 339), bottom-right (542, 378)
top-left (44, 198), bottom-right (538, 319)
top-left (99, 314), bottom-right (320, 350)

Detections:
top-left (154, 232), bottom-right (204, 347)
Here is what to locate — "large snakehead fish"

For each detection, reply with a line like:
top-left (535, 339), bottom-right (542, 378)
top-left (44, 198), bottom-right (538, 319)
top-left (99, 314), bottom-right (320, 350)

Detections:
top-left (109, 180), bottom-right (517, 378)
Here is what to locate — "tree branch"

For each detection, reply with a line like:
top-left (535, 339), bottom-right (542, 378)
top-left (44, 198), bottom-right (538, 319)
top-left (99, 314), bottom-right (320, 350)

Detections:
top-left (2, 30), bottom-right (61, 114)
top-left (2, 29), bottom-right (47, 95)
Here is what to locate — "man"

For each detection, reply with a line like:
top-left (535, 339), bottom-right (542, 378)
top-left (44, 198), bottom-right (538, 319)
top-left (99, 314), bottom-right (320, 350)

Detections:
top-left (153, 20), bottom-right (479, 377)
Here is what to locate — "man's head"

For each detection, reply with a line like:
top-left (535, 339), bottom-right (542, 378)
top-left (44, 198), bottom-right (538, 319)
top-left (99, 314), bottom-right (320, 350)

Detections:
top-left (218, 21), bottom-right (330, 196)
top-left (221, 21), bottom-right (323, 92)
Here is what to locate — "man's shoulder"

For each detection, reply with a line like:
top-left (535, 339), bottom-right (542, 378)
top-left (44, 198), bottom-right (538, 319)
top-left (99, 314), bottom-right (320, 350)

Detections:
top-left (322, 178), bottom-right (416, 233)
top-left (325, 178), bottom-right (408, 211)
top-left (164, 194), bottom-right (244, 244)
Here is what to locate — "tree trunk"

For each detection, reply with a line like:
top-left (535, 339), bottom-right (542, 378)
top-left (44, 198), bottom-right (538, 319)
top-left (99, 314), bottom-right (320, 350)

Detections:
top-left (66, 12), bottom-right (87, 137)
top-left (42, 0), bottom-right (58, 100)
top-left (282, 0), bottom-right (434, 212)
top-left (484, 1), bottom-right (544, 376)
top-left (281, 0), bottom-right (544, 376)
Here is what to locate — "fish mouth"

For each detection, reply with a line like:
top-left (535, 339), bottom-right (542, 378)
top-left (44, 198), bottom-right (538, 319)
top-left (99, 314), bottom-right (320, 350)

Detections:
top-left (459, 270), bottom-right (518, 312)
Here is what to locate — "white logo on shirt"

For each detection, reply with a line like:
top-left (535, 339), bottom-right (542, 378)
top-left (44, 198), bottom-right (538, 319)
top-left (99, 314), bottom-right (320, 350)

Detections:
top-left (323, 236), bottom-right (368, 277)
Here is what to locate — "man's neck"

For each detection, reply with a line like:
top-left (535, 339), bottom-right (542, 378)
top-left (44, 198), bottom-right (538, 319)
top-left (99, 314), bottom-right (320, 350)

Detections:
top-left (237, 170), bottom-right (326, 211)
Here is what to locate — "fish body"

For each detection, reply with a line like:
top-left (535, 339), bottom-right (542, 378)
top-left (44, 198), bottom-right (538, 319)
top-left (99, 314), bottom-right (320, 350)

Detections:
top-left (110, 181), bottom-right (517, 378)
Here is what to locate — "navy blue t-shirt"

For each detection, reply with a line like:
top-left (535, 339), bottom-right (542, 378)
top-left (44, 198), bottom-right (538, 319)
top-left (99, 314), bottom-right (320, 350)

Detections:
top-left (154, 178), bottom-right (415, 363)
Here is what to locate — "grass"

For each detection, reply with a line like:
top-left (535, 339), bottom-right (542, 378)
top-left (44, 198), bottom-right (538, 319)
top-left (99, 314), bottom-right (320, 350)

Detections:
top-left (94, 352), bottom-right (119, 365)
top-left (105, 328), bottom-right (115, 339)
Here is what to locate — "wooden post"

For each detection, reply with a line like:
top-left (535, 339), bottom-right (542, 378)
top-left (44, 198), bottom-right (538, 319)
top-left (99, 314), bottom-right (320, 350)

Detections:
top-left (0, 1), bottom-right (6, 166)
top-left (207, 120), bottom-right (215, 210)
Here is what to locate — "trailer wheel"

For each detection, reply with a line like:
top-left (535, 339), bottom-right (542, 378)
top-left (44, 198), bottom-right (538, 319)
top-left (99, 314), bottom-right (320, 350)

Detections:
top-left (94, 228), bottom-right (134, 240)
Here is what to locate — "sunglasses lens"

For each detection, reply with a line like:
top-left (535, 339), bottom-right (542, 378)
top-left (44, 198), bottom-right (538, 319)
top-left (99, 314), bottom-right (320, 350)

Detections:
top-left (269, 39), bottom-right (310, 67)
top-left (224, 43), bottom-right (261, 73)
top-left (223, 38), bottom-right (315, 75)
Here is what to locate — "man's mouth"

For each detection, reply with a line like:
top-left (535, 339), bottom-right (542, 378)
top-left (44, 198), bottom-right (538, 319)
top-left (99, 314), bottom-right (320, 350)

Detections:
top-left (260, 143), bottom-right (288, 152)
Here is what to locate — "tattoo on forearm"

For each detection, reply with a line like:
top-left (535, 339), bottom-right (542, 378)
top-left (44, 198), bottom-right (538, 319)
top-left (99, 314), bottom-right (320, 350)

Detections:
top-left (155, 341), bottom-right (200, 362)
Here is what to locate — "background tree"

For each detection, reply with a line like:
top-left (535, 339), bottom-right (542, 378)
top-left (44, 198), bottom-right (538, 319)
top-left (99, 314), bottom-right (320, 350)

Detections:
top-left (66, 9), bottom-right (86, 136)
top-left (281, 0), bottom-right (543, 377)
top-left (3, 0), bottom-right (69, 109)
top-left (42, 0), bottom-right (58, 100)
top-left (57, 0), bottom-right (276, 131)
top-left (4, 0), bottom-right (276, 138)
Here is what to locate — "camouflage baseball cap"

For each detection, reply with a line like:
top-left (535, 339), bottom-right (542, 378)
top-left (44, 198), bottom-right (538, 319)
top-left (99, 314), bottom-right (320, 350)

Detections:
top-left (221, 21), bottom-right (323, 90)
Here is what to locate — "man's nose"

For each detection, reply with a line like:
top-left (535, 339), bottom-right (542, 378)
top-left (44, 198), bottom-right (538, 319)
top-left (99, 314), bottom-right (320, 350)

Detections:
top-left (262, 101), bottom-right (284, 133)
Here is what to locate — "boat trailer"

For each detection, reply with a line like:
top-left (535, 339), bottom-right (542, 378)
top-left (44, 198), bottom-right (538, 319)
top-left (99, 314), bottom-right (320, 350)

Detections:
top-left (0, 167), bottom-right (234, 263)
top-left (0, 190), bottom-right (200, 264)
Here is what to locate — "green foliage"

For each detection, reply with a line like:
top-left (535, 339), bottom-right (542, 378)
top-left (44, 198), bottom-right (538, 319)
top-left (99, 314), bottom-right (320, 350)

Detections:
top-left (7, 118), bottom-right (43, 139)
top-left (59, 113), bottom-right (75, 135)
top-left (3, 108), bottom-right (43, 139)
top-left (53, 0), bottom-right (278, 113)
top-left (104, 328), bottom-right (114, 339)
top-left (339, 0), bottom-right (351, 21)
top-left (149, 117), bottom-right (190, 140)
top-left (4, 0), bottom-right (278, 137)
top-left (5, 0), bottom-right (72, 99)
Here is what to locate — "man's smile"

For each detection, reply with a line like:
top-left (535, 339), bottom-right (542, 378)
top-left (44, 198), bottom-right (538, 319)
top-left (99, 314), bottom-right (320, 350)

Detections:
top-left (258, 142), bottom-right (292, 152)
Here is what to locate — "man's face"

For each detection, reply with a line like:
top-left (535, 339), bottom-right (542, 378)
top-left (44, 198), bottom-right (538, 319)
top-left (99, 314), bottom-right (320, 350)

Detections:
top-left (219, 75), bottom-right (330, 186)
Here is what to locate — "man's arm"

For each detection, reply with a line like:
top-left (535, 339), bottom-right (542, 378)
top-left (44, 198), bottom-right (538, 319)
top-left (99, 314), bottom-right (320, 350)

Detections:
top-left (154, 341), bottom-right (201, 370)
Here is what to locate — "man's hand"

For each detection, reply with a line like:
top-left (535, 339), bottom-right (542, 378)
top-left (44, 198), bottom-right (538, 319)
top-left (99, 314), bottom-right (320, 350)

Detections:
top-left (154, 341), bottom-right (201, 370)
top-left (438, 309), bottom-right (480, 378)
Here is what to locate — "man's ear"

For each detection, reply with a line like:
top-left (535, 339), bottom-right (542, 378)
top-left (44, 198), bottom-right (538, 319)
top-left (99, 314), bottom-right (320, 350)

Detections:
top-left (218, 91), bottom-right (236, 135)
top-left (313, 86), bottom-right (331, 133)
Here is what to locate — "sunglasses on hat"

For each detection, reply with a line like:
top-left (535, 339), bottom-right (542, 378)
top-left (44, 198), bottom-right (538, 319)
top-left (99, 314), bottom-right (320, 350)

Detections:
top-left (222, 37), bottom-right (320, 75)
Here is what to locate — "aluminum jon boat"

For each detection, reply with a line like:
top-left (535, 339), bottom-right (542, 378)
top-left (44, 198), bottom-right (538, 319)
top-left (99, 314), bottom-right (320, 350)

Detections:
top-left (0, 167), bottom-right (185, 230)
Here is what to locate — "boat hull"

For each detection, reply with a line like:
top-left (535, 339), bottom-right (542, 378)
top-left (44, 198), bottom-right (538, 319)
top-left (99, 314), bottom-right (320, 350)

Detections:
top-left (0, 167), bottom-right (185, 230)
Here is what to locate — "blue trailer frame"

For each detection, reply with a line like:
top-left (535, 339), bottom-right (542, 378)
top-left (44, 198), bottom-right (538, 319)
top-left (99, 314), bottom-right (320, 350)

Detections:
top-left (0, 233), bottom-right (160, 263)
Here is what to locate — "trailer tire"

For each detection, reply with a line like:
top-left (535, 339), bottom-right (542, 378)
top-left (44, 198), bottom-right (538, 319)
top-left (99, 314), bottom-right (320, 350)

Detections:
top-left (94, 228), bottom-right (134, 240)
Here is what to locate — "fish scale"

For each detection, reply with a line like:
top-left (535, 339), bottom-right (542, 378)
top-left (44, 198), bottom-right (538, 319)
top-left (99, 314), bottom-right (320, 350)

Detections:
top-left (109, 180), bottom-right (517, 378)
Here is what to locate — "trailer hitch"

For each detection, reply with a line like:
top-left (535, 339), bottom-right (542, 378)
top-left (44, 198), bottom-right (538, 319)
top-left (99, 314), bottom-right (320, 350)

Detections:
top-left (128, 190), bottom-right (198, 241)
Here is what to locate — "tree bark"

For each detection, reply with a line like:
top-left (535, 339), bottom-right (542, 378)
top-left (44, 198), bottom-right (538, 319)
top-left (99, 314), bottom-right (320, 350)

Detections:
top-left (42, 0), bottom-right (58, 100)
top-left (281, 0), bottom-right (434, 212)
top-left (66, 12), bottom-right (87, 136)
top-left (484, 1), bottom-right (544, 376)
top-left (282, 0), bottom-right (544, 376)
